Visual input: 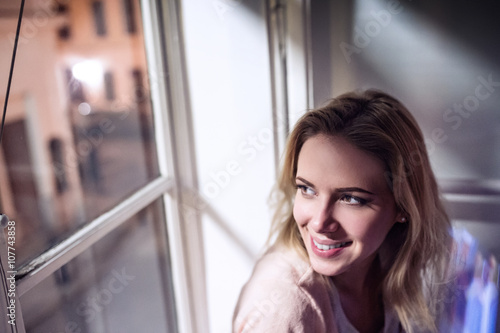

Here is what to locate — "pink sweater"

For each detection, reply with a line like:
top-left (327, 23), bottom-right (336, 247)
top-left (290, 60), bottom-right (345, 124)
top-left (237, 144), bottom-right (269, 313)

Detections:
top-left (233, 246), bottom-right (401, 333)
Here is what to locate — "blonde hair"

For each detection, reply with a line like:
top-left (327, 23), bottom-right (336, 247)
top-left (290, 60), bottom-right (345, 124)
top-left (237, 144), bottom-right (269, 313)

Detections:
top-left (269, 90), bottom-right (452, 332)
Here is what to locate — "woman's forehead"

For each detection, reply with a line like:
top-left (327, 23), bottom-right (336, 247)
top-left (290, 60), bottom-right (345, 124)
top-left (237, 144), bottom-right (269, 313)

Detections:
top-left (296, 135), bottom-right (389, 192)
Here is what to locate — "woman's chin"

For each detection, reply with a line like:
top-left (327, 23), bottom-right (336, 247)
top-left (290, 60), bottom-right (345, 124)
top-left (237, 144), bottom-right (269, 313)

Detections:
top-left (309, 257), bottom-right (347, 277)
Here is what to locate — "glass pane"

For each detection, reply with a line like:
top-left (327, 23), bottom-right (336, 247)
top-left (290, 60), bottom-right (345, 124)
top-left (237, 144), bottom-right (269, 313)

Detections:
top-left (20, 199), bottom-right (177, 333)
top-left (0, 0), bottom-right (160, 267)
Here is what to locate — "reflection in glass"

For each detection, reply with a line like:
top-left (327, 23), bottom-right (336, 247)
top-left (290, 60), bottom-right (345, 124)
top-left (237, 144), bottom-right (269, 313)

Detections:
top-left (0, 0), bottom-right (159, 267)
top-left (21, 200), bottom-right (177, 333)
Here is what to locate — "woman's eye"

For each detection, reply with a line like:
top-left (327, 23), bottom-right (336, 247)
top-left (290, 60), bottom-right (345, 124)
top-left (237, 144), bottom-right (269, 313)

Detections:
top-left (340, 195), bottom-right (366, 205)
top-left (297, 185), bottom-right (316, 197)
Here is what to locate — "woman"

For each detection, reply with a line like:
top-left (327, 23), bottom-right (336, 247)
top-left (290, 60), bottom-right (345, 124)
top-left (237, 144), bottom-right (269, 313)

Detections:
top-left (233, 90), bottom-right (452, 333)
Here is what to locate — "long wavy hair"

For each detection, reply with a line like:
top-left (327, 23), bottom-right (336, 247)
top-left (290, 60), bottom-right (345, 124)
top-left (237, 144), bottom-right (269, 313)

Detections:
top-left (268, 90), bottom-right (452, 333)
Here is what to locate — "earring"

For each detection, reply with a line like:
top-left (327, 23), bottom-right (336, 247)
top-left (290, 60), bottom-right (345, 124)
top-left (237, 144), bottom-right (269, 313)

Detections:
top-left (401, 217), bottom-right (406, 223)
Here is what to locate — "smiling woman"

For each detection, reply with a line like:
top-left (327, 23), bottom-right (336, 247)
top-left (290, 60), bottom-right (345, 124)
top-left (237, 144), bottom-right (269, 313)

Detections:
top-left (233, 90), bottom-right (452, 333)
top-left (294, 135), bottom-right (401, 281)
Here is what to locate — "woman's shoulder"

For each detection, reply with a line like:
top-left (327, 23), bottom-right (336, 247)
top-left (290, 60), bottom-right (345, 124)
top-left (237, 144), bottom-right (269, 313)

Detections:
top-left (240, 245), bottom-right (330, 296)
top-left (232, 246), bottom-right (337, 333)
top-left (249, 245), bottom-right (310, 281)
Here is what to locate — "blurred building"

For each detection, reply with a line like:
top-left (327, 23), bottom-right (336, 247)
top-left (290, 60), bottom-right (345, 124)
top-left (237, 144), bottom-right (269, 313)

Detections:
top-left (0, 0), bottom-right (156, 265)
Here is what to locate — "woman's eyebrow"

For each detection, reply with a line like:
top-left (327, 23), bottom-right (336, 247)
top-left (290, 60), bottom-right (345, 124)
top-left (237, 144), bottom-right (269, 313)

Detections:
top-left (295, 176), bottom-right (315, 188)
top-left (296, 177), bottom-right (374, 195)
top-left (335, 187), bottom-right (375, 195)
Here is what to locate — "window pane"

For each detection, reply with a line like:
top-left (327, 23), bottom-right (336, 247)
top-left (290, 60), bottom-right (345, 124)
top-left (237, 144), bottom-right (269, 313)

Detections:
top-left (123, 0), bottom-right (137, 34)
top-left (20, 199), bottom-right (177, 333)
top-left (92, 1), bottom-right (107, 36)
top-left (0, 0), bottom-right (160, 267)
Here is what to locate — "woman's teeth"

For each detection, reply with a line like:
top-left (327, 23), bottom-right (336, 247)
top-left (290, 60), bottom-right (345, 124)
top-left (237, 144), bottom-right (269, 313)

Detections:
top-left (313, 239), bottom-right (350, 250)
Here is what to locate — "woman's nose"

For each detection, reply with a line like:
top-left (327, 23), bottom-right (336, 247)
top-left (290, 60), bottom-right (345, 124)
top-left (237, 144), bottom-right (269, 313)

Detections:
top-left (310, 200), bottom-right (339, 233)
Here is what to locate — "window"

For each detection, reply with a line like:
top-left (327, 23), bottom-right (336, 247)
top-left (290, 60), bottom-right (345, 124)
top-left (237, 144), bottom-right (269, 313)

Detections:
top-left (49, 138), bottom-right (68, 194)
top-left (0, 0), bottom-right (201, 331)
top-left (132, 68), bottom-right (145, 103)
top-left (55, 4), bottom-right (69, 14)
top-left (58, 25), bottom-right (71, 40)
top-left (92, 1), bottom-right (107, 36)
top-left (104, 71), bottom-right (115, 101)
top-left (20, 200), bottom-right (177, 332)
top-left (123, 0), bottom-right (137, 34)
top-left (66, 68), bottom-right (86, 103)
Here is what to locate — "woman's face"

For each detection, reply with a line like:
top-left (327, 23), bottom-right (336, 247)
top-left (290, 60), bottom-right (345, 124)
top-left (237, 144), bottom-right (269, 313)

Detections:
top-left (293, 134), bottom-right (401, 277)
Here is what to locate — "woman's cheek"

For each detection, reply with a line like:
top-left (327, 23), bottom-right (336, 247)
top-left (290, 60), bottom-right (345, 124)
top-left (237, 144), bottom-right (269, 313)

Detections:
top-left (292, 198), bottom-right (308, 227)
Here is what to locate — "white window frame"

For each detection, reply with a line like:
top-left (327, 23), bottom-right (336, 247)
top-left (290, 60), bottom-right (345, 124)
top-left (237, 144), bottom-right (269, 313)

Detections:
top-left (0, 0), bottom-right (208, 332)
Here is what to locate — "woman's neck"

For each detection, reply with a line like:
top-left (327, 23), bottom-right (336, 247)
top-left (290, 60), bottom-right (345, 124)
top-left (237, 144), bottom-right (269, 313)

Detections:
top-left (332, 253), bottom-right (382, 296)
top-left (332, 254), bottom-right (385, 333)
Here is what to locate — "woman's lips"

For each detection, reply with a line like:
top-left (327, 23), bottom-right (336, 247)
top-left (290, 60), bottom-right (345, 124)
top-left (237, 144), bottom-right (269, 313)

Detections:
top-left (310, 237), bottom-right (352, 258)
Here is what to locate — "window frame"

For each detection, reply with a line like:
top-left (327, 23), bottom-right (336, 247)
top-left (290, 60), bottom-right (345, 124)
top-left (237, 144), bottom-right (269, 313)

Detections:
top-left (0, 0), bottom-right (207, 332)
